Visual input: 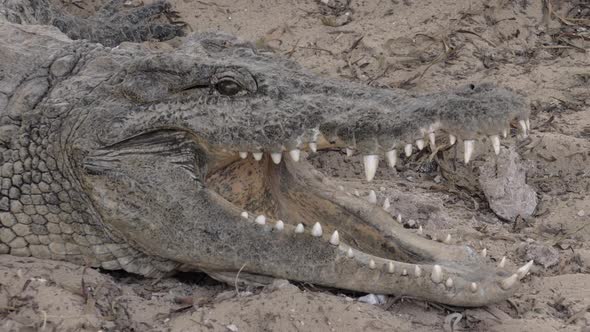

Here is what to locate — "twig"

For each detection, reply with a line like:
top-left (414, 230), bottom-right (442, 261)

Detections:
top-left (234, 263), bottom-right (247, 296)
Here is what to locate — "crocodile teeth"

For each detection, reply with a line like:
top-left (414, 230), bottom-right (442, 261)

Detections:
top-left (295, 223), bottom-right (304, 233)
top-left (311, 222), bottom-right (323, 237)
top-left (253, 152), bottom-right (263, 161)
top-left (347, 247), bottom-right (354, 258)
top-left (503, 129), bottom-right (508, 138)
top-left (443, 234), bottom-right (452, 244)
top-left (417, 226), bottom-right (423, 235)
top-left (402, 269), bottom-right (408, 276)
top-left (470, 282), bottom-right (478, 293)
top-left (490, 135), bottom-right (500, 155)
top-left (354, 190), bottom-right (360, 197)
top-left (526, 118), bottom-right (531, 131)
top-left (289, 149), bottom-right (300, 162)
top-left (385, 150), bottom-right (397, 168)
top-left (382, 198), bottom-right (390, 210)
top-left (397, 214), bottom-right (402, 223)
top-left (369, 260), bottom-right (376, 269)
top-left (346, 148), bottom-right (354, 157)
top-left (363, 155), bottom-right (379, 182)
top-left (498, 256), bottom-right (506, 268)
top-left (464, 140), bottom-right (475, 164)
top-left (431, 265), bottom-right (443, 283)
top-left (271, 152), bottom-right (282, 164)
top-left (255, 215), bottom-right (266, 225)
top-left (275, 220), bottom-right (284, 231)
top-left (500, 273), bottom-right (519, 290)
top-left (309, 142), bottom-right (317, 153)
top-left (519, 119), bottom-right (528, 137)
top-left (429, 132), bottom-right (436, 147)
top-left (240, 211), bottom-right (248, 219)
top-left (367, 190), bottom-right (377, 204)
top-left (329, 230), bottom-right (340, 245)
top-left (387, 262), bottom-right (395, 273)
top-left (416, 139), bottom-right (425, 150)
top-left (517, 260), bottom-right (534, 278)
top-left (404, 144), bottom-right (413, 157)
top-left (481, 248), bottom-right (487, 257)
top-left (414, 265), bottom-right (422, 277)
top-left (445, 277), bottom-right (454, 288)
top-left (239, 151), bottom-right (248, 159)
top-left (449, 134), bottom-right (456, 146)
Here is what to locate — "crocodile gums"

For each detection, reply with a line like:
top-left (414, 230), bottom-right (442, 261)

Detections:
top-left (0, 0), bottom-right (534, 307)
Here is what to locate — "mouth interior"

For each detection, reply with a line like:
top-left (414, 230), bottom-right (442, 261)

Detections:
top-left (205, 148), bottom-right (417, 261)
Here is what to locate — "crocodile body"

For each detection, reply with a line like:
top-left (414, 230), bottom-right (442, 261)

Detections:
top-left (0, 0), bottom-right (532, 306)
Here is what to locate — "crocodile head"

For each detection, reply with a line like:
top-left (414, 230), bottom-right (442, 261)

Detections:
top-left (62, 33), bottom-right (532, 307)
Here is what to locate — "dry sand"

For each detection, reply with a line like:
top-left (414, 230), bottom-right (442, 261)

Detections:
top-left (1, 0), bottom-right (590, 331)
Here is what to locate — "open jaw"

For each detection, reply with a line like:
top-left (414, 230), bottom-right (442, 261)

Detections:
top-left (197, 124), bottom-right (531, 307)
top-left (82, 83), bottom-right (533, 307)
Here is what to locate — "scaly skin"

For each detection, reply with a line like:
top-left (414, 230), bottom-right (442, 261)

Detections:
top-left (0, 2), bottom-right (532, 306)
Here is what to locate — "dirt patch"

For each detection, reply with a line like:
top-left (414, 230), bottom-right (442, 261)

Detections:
top-left (2, 0), bottom-right (590, 331)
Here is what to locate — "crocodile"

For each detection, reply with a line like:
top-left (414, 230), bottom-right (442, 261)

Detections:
top-left (0, 0), bottom-right (534, 307)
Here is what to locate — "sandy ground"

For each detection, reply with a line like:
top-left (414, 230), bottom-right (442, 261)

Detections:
top-left (2, 0), bottom-right (590, 331)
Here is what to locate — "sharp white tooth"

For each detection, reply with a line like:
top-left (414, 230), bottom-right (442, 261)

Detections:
top-left (338, 185), bottom-right (344, 191)
top-left (346, 148), bottom-right (354, 157)
top-left (444, 234), bottom-right (452, 244)
top-left (416, 139), bottom-right (425, 150)
top-left (240, 211), bottom-right (248, 219)
top-left (354, 190), bottom-right (360, 197)
top-left (295, 223), bottom-right (304, 233)
top-left (275, 220), bottom-right (284, 231)
top-left (329, 230), bottom-right (340, 245)
top-left (404, 143), bottom-right (413, 157)
top-left (449, 134), bottom-right (456, 145)
top-left (525, 118), bottom-right (531, 131)
top-left (519, 119), bottom-right (528, 137)
top-left (498, 256), bottom-right (506, 268)
top-left (382, 198), bottom-right (390, 210)
top-left (271, 152), bottom-right (282, 164)
top-left (417, 226), bottom-right (423, 235)
top-left (481, 248), bottom-right (487, 257)
top-left (431, 265), bottom-right (443, 283)
top-left (414, 265), bottom-right (422, 277)
top-left (311, 222), bottom-right (323, 237)
top-left (470, 282), bottom-right (478, 293)
top-left (464, 140), bottom-right (474, 164)
top-left (490, 135), bottom-right (500, 155)
top-left (517, 260), bottom-right (534, 279)
top-left (369, 260), bottom-right (376, 269)
top-left (289, 149), bottom-right (300, 162)
top-left (500, 273), bottom-right (519, 290)
top-left (239, 151), bottom-right (248, 159)
top-left (367, 190), bottom-right (377, 204)
top-left (445, 277), bottom-right (454, 288)
top-left (402, 269), bottom-right (408, 276)
top-left (363, 155), bottom-right (379, 182)
top-left (253, 152), bottom-right (263, 161)
top-left (255, 215), bottom-right (266, 225)
top-left (397, 214), bottom-right (402, 223)
top-left (387, 262), bottom-right (395, 274)
top-left (309, 142), bottom-right (317, 153)
top-left (347, 247), bottom-right (354, 258)
top-left (428, 132), bottom-right (436, 147)
top-left (502, 129), bottom-right (508, 138)
top-left (385, 149), bottom-right (397, 168)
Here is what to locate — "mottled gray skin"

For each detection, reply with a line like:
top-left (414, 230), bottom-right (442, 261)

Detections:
top-left (0, 2), bottom-right (530, 307)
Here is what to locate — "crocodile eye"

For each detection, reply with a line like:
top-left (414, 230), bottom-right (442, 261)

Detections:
top-left (215, 78), bottom-right (243, 96)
